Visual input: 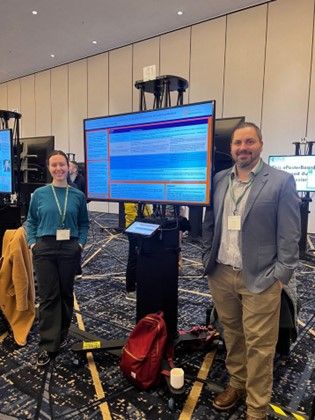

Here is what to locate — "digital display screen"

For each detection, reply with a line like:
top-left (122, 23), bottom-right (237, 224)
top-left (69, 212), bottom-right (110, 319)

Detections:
top-left (269, 155), bottom-right (315, 192)
top-left (125, 221), bottom-right (160, 237)
top-left (0, 129), bottom-right (13, 194)
top-left (84, 101), bottom-right (215, 205)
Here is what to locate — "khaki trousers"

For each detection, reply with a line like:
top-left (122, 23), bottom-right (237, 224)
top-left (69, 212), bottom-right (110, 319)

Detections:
top-left (208, 264), bottom-right (281, 418)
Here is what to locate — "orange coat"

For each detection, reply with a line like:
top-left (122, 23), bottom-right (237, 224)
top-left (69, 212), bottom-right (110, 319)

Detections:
top-left (0, 227), bottom-right (35, 346)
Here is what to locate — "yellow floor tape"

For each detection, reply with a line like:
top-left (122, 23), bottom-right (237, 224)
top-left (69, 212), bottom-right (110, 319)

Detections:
top-left (269, 403), bottom-right (307, 419)
top-left (178, 350), bottom-right (216, 420)
top-left (74, 295), bottom-right (112, 420)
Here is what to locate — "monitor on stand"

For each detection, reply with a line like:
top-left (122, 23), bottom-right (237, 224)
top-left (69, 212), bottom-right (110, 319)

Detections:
top-left (0, 129), bottom-right (14, 195)
top-left (19, 136), bottom-right (54, 218)
top-left (0, 129), bottom-right (21, 254)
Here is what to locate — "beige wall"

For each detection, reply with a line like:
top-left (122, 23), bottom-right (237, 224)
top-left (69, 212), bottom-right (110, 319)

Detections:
top-left (1, 0), bottom-right (315, 232)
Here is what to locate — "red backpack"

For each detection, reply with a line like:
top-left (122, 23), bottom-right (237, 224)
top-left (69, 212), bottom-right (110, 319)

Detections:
top-left (120, 312), bottom-right (168, 390)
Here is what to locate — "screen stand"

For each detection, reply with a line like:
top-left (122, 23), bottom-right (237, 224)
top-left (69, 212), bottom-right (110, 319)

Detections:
top-left (299, 194), bottom-right (313, 260)
top-left (0, 110), bottom-right (22, 203)
top-left (70, 218), bottom-right (180, 352)
top-left (136, 218), bottom-right (179, 338)
top-left (293, 140), bottom-right (315, 262)
top-left (118, 74), bottom-right (189, 230)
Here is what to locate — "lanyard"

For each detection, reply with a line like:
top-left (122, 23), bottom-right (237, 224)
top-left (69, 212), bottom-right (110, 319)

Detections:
top-left (51, 184), bottom-right (69, 227)
top-left (229, 159), bottom-right (263, 215)
top-left (229, 177), bottom-right (253, 215)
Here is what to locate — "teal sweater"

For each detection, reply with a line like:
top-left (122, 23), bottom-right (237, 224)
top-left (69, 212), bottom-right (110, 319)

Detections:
top-left (26, 185), bottom-right (89, 246)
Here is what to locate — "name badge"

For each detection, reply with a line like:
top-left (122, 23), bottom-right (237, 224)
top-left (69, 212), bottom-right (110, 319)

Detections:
top-left (228, 215), bottom-right (241, 231)
top-left (56, 229), bottom-right (70, 240)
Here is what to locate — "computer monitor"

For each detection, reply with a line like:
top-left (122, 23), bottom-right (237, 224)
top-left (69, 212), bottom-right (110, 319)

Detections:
top-left (19, 136), bottom-right (55, 183)
top-left (84, 101), bottom-right (215, 205)
top-left (269, 155), bottom-right (315, 192)
top-left (0, 129), bottom-right (14, 194)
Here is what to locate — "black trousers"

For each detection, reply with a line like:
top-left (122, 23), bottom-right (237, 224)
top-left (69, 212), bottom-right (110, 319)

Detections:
top-left (126, 234), bottom-right (137, 292)
top-left (33, 237), bottom-right (81, 352)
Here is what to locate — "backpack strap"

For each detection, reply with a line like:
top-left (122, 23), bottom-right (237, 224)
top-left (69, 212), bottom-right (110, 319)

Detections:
top-left (160, 342), bottom-right (176, 377)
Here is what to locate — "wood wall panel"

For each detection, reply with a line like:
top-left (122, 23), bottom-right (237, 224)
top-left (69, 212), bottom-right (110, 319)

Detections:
top-left (304, 1), bottom-right (315, 233)
top-left (262, 0), bottom-right (313, 158)
top-left (69, 60), bottom-right (87, 161)
top-left (87, 53), bottom-right (109, 118)
top-left (7, 80), bottom-right (21, 132)
top-left (132, 38), bottom-right (160, 111)
top-left (87, 54), bottom-right (109, 213)
top-left (2, 2), bottom-right (315, 230)
top-left (224, 5), bottom-right (267, 123)
top-left (0, 83), bottom-right (8, 110)
top-left (20, 75), bottom-right (35, 138)
top-left (35, 70), bottom-right (51, 136)
top-left (7, 80), bottom-right (21, 113)
top-left (88, 201), bottom-right (109, 213)
top-left (108, 46), bottom-right (133, 116)
top-left (190, 17), bottom-right (226, 116)
top-left (160, 28), bottom-right (191, 105)
top-left (51, 65), bottom-right (69, 151)
top-left (108, 45), bottom-right (133, 214)
top-left (306, 0), bottom-right (315, 139)
top-left (262, 0), bottom-right (314, 233)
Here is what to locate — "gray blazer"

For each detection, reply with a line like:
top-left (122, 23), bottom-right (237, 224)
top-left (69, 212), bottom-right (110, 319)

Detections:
top-left (202, 162), bottom-right (301, 293)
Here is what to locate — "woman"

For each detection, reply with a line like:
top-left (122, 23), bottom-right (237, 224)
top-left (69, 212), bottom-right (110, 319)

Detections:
top-left (26, 150), bottom-right (89, 366)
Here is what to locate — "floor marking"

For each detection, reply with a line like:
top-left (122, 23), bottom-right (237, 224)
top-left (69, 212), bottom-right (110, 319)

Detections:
top-left (178, 287), bottom-right (211, 298)
top-left (74, 295), bottom-right (112, 419)
top-left (297, 319), bottom-right (315, 337)
top-left (82, 235), bottom-right (119, 267)
top-left (182, 257), bottom-right (203, 266)
top-left (0, 332), bottom-right (8, 342)
top-left (178, 350), bottom-right (216, 419)
top-left (300, 262), bottom-right (315, 270)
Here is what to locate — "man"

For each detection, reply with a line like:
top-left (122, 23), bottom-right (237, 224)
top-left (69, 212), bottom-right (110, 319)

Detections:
top-left (202, 122), bottom-right (301, 419)
top-left (68, 161), bottom-right (86, 194)
top-left (68, 160), bottom-right (86, 277)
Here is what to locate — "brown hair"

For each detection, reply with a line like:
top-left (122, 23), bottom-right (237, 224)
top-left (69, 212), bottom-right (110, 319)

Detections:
top-left (47, 150), bottom-right (69, 166)
top-left (231, 122), bottom-right (262, 142)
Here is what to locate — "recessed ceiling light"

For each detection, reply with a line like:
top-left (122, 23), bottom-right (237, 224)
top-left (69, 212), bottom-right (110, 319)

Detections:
top-left (177, 10), bottom-right (183, 16)
top-left (92, 40), bottom-right (97, 45)
top-left (50, 54), bottom-right (55, 58)
top-left (32, 10), bottom-right (38, 15)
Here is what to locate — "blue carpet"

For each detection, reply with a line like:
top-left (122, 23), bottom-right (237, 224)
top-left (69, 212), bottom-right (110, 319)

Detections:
top-left (0, 212), bottom-right (314, 419)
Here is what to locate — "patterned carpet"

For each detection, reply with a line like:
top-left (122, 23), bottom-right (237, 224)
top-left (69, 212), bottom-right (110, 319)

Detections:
top-left (0, 212), bottom-right (314, 420)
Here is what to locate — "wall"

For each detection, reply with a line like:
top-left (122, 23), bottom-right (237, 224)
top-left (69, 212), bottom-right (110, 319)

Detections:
top-left (1, 0), bottom-right (315, 232)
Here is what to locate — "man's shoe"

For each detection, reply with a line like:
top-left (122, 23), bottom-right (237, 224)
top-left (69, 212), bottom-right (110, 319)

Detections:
top-left (213, 385), bottom-right (245, 410)
top-left (36, 350), bottom-right (51, 366)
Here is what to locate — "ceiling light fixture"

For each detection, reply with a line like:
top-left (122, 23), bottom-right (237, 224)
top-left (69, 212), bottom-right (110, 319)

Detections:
top-left (32, 10), bottom-right (38, 15)
top-left (177, 10), bottom-right (183, 16)
top-left (92, 40), bottom-right (97, 44)
top-left (50, 54), bottom-right (55, 58)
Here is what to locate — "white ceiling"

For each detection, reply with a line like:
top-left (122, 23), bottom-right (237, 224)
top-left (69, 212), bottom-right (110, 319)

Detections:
top-left (0, 0), bottom-right (271, 84)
